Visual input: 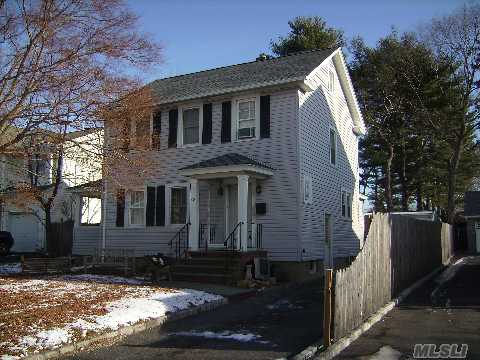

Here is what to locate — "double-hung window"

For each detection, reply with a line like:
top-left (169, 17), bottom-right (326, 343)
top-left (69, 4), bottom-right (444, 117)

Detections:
top-left (182, 108), bottom-right (200, 145)
top-left (81, 196), bottom-right (101, 225)
top-left (237, 99), bottom-right (256, 139)
top-left (330, 129), bottom-right (337, 165)
top-left (341, 190), bottom-right (352, 219)
top-left (129, 190), bottom-right (145, 226)
top-left (171, 187), bottom-right (187, 224)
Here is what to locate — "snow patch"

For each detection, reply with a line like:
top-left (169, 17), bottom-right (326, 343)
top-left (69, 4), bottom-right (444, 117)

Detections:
top-left (0, 263), bottom-right (22, 275)
top-left (60, 274), bottom-right (145, 285)
top-left (365, 345), bottom-right (402, 360)
top-left (170, 330), bottom-right (269, 344)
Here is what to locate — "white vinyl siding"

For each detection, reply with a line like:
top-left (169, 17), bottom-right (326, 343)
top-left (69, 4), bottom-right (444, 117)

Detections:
top-left (299, 55), bottom-right (362, 261)
top-left (101, 89), bottom-right (300, 261)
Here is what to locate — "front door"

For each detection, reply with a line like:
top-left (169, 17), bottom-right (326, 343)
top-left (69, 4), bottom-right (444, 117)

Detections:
top-left (476, 222), bottom-right (480, 253)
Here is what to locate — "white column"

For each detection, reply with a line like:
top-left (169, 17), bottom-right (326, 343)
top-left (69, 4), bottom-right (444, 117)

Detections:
top-left (188, 179), bottom-right (199, 251)
top-left (237, 175), bottom-right (249, 251)
top-left (250, 178), bottom-right (257, 248)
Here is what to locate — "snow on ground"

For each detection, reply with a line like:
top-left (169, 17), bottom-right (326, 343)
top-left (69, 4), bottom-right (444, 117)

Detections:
top-left (365, 345), bottom-right (402, 360)
top-left (0, 274), bottom-right (223, 359)
top-left (0, 263), bottom-right (22, 275)
top-left (170, 330), bottom-right (270, 344)
top-left (60, 274), bottom-right (145, 285)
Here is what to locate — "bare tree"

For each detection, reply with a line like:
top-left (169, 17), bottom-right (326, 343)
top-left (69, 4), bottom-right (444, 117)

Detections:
top-left (0, 0), bottom-right (161, 250)
top-left (424, 4), bottom-right (480, 223)
top-left (0, 0), bottom-right (160, 153)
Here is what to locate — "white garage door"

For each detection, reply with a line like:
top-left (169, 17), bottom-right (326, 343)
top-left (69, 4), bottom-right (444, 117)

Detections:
top-left (9, 214), bottom-right (41, 253)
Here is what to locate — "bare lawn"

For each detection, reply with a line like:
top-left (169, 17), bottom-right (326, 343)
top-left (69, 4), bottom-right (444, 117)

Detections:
top-left (0, 271), bottom-right (222, 359)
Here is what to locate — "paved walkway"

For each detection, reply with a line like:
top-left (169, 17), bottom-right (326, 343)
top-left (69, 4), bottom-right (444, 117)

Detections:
top-left (63, 280), bottom-right (324, 360)
top-left (334, 256), bottom-right (480, 359)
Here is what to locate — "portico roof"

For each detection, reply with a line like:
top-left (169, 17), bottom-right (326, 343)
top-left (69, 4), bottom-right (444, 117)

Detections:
top-left (179, 153), bottom-right (274, 179)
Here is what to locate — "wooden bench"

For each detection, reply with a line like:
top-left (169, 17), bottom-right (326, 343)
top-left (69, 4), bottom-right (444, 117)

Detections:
top-left (83, 248), bottom-right (136, 275)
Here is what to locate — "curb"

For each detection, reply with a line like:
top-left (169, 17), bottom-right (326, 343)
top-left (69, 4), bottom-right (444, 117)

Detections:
top-left (22, 298), bottom-right (228, 360)
top-left (287, 261), bottom-right (450, 360)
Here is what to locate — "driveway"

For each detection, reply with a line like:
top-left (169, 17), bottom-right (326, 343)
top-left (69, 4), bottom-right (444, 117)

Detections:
top-left (334, 256), bottom-right (480, 359)
top-left (63, 280), bottom-right (324, 360)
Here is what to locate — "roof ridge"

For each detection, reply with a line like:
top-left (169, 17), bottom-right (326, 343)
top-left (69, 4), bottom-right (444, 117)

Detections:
top-left (150, 48), bottom-right (336, 84)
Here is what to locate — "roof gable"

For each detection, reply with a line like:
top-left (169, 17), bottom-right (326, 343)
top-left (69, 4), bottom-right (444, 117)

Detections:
top-left (304, 48), bottom-right (366, 135)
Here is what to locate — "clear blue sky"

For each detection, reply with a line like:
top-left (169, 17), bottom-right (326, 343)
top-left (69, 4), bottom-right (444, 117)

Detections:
top-left (128, 0), bottom-right (473, 82)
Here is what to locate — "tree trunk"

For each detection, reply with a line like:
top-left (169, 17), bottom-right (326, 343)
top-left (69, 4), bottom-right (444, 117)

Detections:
top-left (446, 137), bottom-right (463, 224)
top-left (416, 186), bottom-right (423, 211)
top-left (44, 203), bottom-right (52, 254)
top-left (384, 144), bottom-right (394, 212)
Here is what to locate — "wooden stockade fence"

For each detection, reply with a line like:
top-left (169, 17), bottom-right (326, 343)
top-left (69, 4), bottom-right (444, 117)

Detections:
top-left (330, 213), bottom-right (453, 342)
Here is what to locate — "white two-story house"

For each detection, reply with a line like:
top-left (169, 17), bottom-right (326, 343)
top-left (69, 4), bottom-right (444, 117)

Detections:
top-left (0, 128), bottom-right (103, 253)
top-left (76, 48), bottom-right (366, 281)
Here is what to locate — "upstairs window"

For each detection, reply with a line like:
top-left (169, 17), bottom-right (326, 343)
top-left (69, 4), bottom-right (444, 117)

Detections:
top-left (182, 108), bottom-right (200, 145)
top-left (171, 187), bottom-right (187, 224)
top-left (237, 99), bottom-right (256, 139)
top-left (341, 190), bottom-right (352, 219)
top-left (329, 129), bottom-right (337, 165)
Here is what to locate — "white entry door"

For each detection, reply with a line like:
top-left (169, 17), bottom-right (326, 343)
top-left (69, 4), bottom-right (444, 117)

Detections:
top-left (9, 214), bottom-right (41, 253)
top-left (475, 222), bottom-right (480, 253)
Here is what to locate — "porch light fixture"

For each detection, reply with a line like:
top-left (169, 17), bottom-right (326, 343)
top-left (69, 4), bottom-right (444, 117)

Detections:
top-left (217, 186), bottom-right (224, 197)
top-left (256, 184), bottom-right (262, 194)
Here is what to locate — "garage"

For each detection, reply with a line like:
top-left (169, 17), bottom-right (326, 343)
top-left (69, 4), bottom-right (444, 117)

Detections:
top-left (8, 213), bottom-right (42, 253)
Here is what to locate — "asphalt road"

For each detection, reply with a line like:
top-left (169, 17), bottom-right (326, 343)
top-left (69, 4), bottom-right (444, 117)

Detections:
top-left (334, 256), bottom-right (480, 359)
top-left (63, 280), bottom-right (324, 360)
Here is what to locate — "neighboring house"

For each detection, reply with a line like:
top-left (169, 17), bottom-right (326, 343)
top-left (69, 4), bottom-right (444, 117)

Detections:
top-left (464, 191), bottom-right (480, 253)
top-left (75, 48), bottom-right (366, 280)
top-left (0, 128), bottom-right (103, 253)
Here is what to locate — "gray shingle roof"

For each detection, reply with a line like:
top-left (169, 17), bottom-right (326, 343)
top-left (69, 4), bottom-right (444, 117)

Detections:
top-left (180, 153), bottom-right (273, 171)
top-left (149, 48), bottom-right (336, 105)
top-left (465, 191), bottom-right (480, 216)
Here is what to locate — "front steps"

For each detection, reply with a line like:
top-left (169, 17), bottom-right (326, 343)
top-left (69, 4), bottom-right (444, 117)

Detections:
top-left (170, 250), bottom-right (267, 284)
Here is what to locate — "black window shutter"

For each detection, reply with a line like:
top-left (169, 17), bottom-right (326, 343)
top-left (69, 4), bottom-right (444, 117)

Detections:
top-left (156, 185), bottom-right (165, 226)
top-left (168, 109), bottom-right (178, 148)
top-left (221, 101), bottom-right (231, 143)
top-left (260, 95), bottom-right (270, 138)
top-left (202, 103), bottom-right (212, 144)
top-left (146, 186), bottom-right (156, 226)
top-left (116, 189), bottom-right (125, 227)
top-left (152, 111), bottom-right (161, 150)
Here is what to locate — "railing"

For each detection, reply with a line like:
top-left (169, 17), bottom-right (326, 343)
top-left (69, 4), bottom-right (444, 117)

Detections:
top-left (224, 221), bottom-right (243, 274)
top-left (199, 224), bottom-right (217, 252)
top-left (168, 223), bottom-right (190, 263)
top-left (223, 221), bottom-right (243, 251)
top-left (247, 223), bottom-right (263, 249)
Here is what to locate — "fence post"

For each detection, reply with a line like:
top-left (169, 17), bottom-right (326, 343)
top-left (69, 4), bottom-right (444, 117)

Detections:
top-left (323, 268), bottom-right (333, 347)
